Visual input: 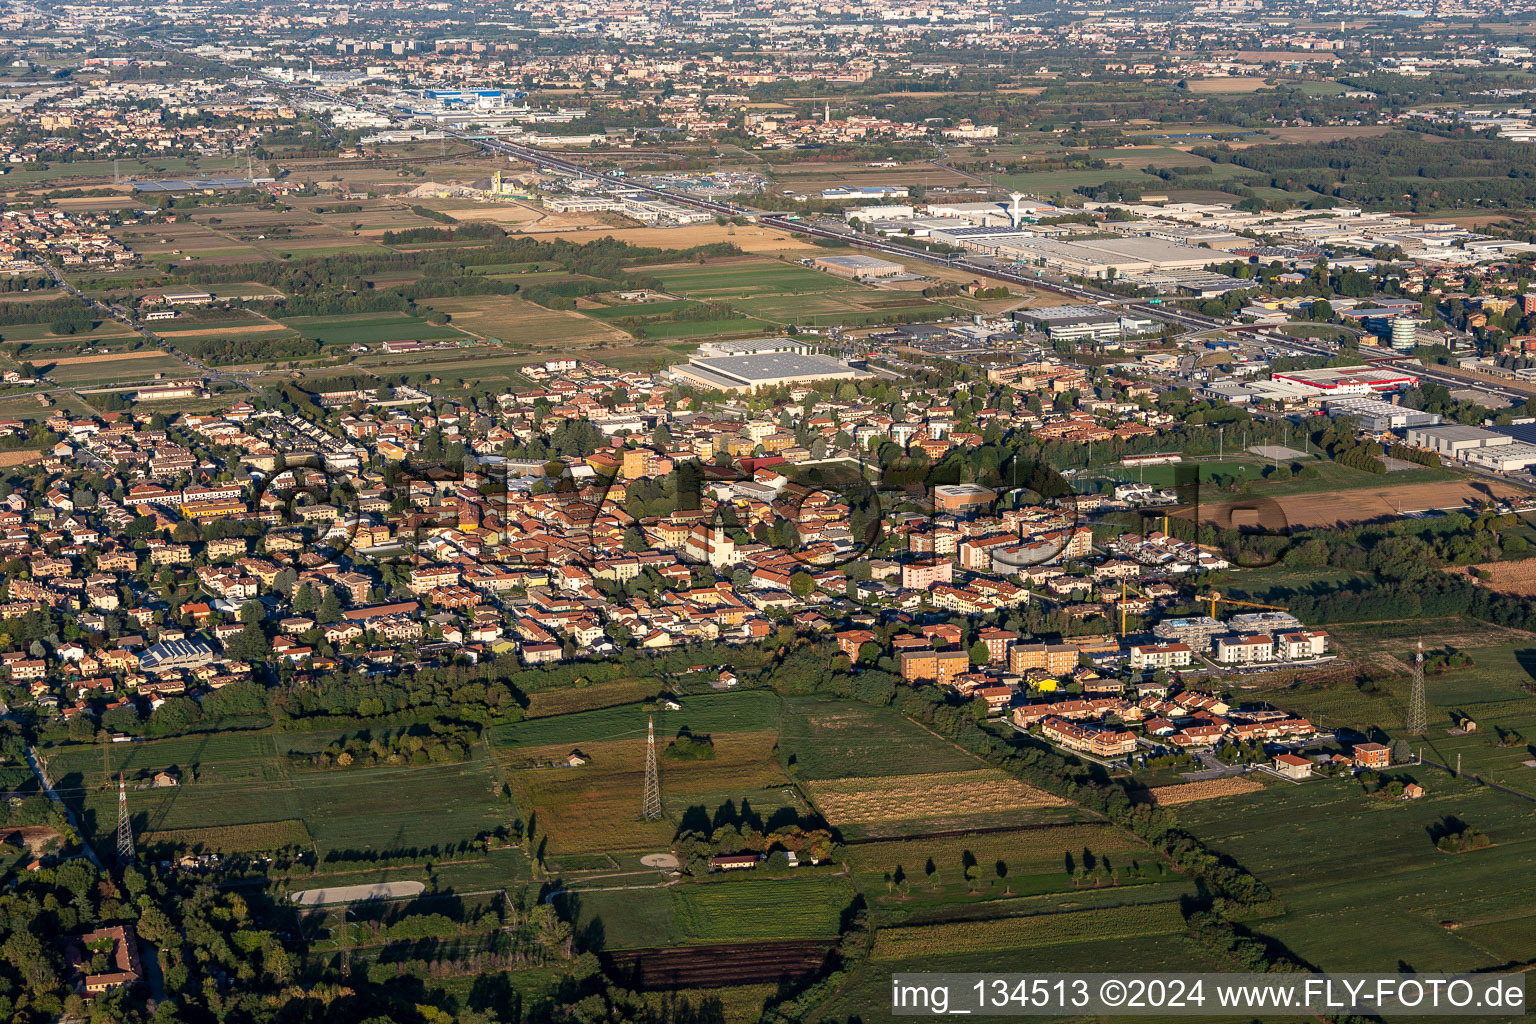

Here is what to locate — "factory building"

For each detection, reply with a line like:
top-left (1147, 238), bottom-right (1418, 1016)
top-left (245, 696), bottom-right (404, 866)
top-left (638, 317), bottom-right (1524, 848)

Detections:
top-left (1322, 397), bottom-right (1441, 431)
top-left (1404, 424), bottom-right (1513, 459)
top-left (810, 254), bottom-right (906, 280)
top-left (671, 352), bottom-right (860, 393)
top-left (1270, 366), bottom-right (1420, 396)
top-left (1013, 305), bottom-right (1157, 342)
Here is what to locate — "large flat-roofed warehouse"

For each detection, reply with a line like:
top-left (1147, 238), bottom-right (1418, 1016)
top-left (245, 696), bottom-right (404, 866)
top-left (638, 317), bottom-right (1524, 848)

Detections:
top-left (1014, 304), bottom-right (1156, 342)
top-left (810, 254), bottom-right (906, 280)
top-left (945, 234), bottom-right (1223, 278)
top-left (1464, 441), bottom-right (1536, 472)
top-left (1270, 365), bottom-right (1420, 395)
top-left (1323, 397), bottom-right (1441, 431)
top-left (1404, 424), bottom-right (1512, 459)
top-left (671, 352), bottom-right (860, 392)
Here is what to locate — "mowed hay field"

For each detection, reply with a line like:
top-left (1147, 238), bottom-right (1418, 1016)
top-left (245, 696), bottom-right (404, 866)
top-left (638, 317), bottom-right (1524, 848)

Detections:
top-left (806, 770), bottom-right (1067, 831)
top-left (1450, 559), bottom-right (1536, 597)
top-left (780, 698), bottom-right (1086, 837)
top-left (538, 223), bottom-right (823, 255)
top-left (1139, 776), bottom-right (1264, 806)
top-left (1191, 479), bottom-right (1525, 529)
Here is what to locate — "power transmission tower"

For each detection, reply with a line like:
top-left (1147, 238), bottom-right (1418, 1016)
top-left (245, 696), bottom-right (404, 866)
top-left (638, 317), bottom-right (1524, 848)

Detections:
top-left (115, 773), bottom-right (134, 865)
top-left (641, 716), bottom-right (662, 821)
top-left (1407, 639), bottom-right (1426, 736)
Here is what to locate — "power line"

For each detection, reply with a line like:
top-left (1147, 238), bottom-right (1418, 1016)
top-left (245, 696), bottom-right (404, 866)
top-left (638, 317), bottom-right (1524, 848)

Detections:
top-left (115, 773), bottom-right (134, 866)
top-left (641, 716), bottom-right (661, 821)
top-left (1407, 639), bottom-right (1426, 736)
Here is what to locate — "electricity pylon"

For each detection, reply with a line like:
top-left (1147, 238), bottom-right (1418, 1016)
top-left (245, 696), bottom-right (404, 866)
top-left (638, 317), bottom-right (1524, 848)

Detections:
top-left (115, 773), bottom-right (134, 864)
top-left (1407, 640), bottom-right (1426, 736)
top-left (641, 716), bottom-right (662, 820)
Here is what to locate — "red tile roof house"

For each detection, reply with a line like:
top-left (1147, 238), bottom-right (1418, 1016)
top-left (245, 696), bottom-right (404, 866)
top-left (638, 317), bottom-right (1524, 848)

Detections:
top-left (1273, 753), bottom-right (1312, 780)
top-left (1351, 742), bottom-right (1390, 770)
top-left (65, 924), bottom-right (142, 996)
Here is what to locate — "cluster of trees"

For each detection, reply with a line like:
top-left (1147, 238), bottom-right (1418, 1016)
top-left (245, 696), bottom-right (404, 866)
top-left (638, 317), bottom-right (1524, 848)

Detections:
top-left (1195, 135), bottom-right (1536, 211)
top-left (1387, 443), bottom-right (1441, 468)
top-left (0, 861), bottom-right (295, 1024)
top-left (1434, 826), bottom-right (1492, 853)
top-left (663, 729), bottom-right (715, 761)
top-left (1315, 420), bottom-right (1385, 474)
top-left (672, 812), bottom-right (839, 877)
top-left (1280, 512), bottom-right (1519, 578)
top-left (293, 723), bottom-right (478, 770)
top-left (271, 672), bottom-right (522, 726)
top-left (379, 222), bottom-right (506, 245)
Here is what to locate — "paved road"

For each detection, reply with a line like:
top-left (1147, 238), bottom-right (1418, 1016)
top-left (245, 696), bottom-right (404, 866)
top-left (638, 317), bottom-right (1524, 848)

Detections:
top-left (27, 746), bottom-right (105, 870)
top-left (36, 258), bottom-right (256, 394)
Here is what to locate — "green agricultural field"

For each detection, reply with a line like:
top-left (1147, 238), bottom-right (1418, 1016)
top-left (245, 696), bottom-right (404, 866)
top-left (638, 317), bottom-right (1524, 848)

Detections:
top-left (846, 823), bottom-right (1148, 889)
top-left (565, 875), bottom-right (854, 950)
top-left (584, 299), bottom-right (702, 321)
top-left (849, 825), bottom-right (1172, 918)
top-left (777, 696), bottom-right (989, 780)
top-left (1178, 772), bottom-right (1536, 973)
top-left (644, 260), bottom-right (864, 300)
top-left (821, 930), bottom-right (1246, 1024)
top-left (277, 312), bottom-right (471, 347)
top-left (45, 353), bottom-right (190, 386)
top-left (284, 746), bottom-right (510, 856)
top-left (670, 876), bottom-right (854, 941)
top-left (491, 691), bottom-right (782, 750)
top-left (43, 729), bottom-right (510, 859)
top-left (583, 299), bottom-right (778, 339)
top-left (492, 691), bottom-right (798, 855)
top-left (420, 295), bottom-right (623, 349)
top-left (0, 321), bottom-right (138, 344)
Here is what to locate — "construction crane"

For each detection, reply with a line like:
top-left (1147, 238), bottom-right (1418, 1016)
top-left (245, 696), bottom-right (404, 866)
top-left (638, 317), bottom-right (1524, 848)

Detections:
top-left (1199, 590), bottom-right (1288, 619)
top-left (1117, 578), bottom-right (1155, 637)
